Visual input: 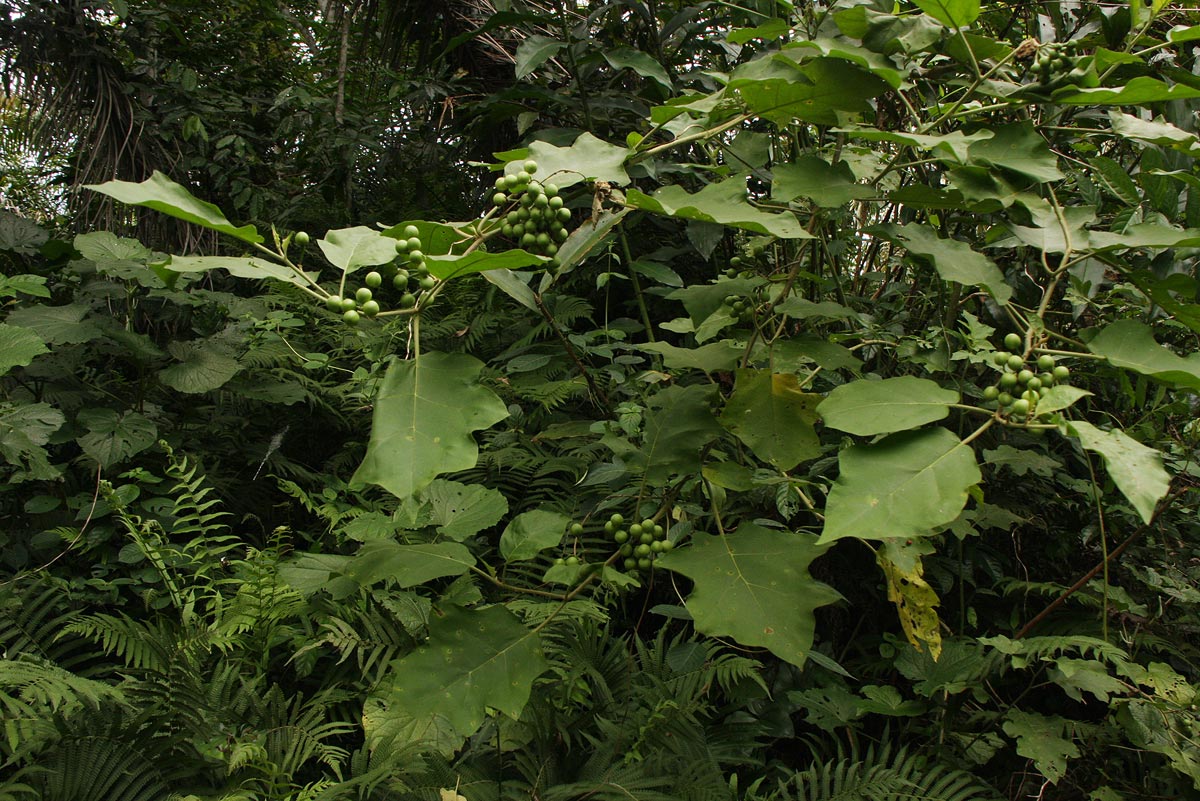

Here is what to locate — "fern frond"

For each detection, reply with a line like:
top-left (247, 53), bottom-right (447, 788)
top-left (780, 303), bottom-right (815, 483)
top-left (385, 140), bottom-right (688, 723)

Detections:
top-left (782, 740), bottom-right (999, 801)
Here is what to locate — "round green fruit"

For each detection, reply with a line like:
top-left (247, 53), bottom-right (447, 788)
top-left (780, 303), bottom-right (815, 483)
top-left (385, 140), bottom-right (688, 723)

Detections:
top-left (399, 292), bottom-right (416, 308)
top-left (343, 309), bottom-right (360, 325)
top-left (419, 275), bottom-right (437, 291)
top-left (1004, 333), bottom-right (1022, 351)
top-left (624, 558), bottom-right (638, 570)
top-left (999, 372), bottom-right (1018, 389)
top-left (998, 392), bottom-right (1014, 406)
top-left (637, 557), bottom-right (652, 570)
top-left (340, 297), bottom-right (357, 312)
top-left (355, 287), bottom-right (373, 304)
top-left (325, 295), bottom-right (343, 311)
top-left (364, 271), bottom-right (382, 289)
top-left (1007, 355), bottom-right (1025, 371)
top-left (1053, 365), bottom-right (1070, 381)
top-left (610, 513), bottom-right (624, 525)
top-left (1037, 354), bottom-right (1055, 370)
top-left (614, 530), bottom-right (629, 544)
top-left (492, 192), bottom-right (507, 206)
top-left (570, 522), bottom-right (584, 536)
top-left (993, 352), bottom-right (1010, 366)
top-left (294, 231), bottom-right (309, 246)
top-left (361, 300), bottom-right (380, 317)
top-left (983, 386), bottom-right (999, 401)
top-left (566, 556), bottom-right (579, 566)
top-left (403, 225), bottom-right (420, 239)
top-left (524, 160), bottom-right (538, 174)
top-left (1011, 398), bottom-right (1030, 415)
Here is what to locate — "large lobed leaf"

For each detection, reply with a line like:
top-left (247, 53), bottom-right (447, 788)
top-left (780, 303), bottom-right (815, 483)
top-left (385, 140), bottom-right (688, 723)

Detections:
top-left (657, 522), bottom-right (841, 667)
top-left (352, 352), bottom-right (509, 499)
top-left (818, 376), bottom-right (959, 436)
top-left (720, 370), bottom-right (821, 470)
top-left (372, 605), bottom-right (548, 743)
top-left (1064, 421), bottom-right (1170, 524)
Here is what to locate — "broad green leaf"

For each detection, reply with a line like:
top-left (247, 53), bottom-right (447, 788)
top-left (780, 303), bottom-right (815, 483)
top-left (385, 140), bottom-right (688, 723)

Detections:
top-left (656, 523), bottom-right (841, 667)
top-left (775, 298), bottom-right (861, 321)
top-left (422, 480), bottom-right (509, 541)
top-left (787, 39), bottom-right (905, 88)
top-left (552, 209), bottom-right (629, 274)
top-left (729, 57), bottom-right (890, 126)
top-left (635, 384), bottom-right (723, 484)
top-left (727, 19), bottom-right (790, 45)
top-left (627, 180), bottom-right (811, 239)
top-left (1002, 710), bottom-right (1079, 784)
top-left (317, 226), bottom-right (399, 274)
top-left (819, 427), bottom-right (980, 544)
top-left (166, 255), bottom-right (321, 289)
top-left (603, 47), bottom-right (671, 90)
top-left (762, 336), bottom-right (863, 373)
top-left (278, 553), bottom-right (353, 597)
top-left (85, 170), bottom-right (262, 244)
top-left (0, 273), bottom-right (50, 299)
top-left (1087, 319), bottom-right (1200, 392)
top-left (1108, 111), bottom-right (1200, 155)
top-left (514, 34), bottom-right (564, 79)
top-left (1065, 421), bottom-right (1170, 524)
top-left (76, 409), bottom-right (157, 468)
top-left (818, 376), bottom-right (958, 436)
top-left (500, 509), bottom-right (571, 562)
top-left (376, 605), bottom-right (547, 740)
top-left (836, 125), bottom-right (993, 163)
top-left (1054, 77), bottom-right (1200, 105)
top-left (1051, 658), bottom-right (1127, 703)
top-left (74, 231), bottom-right (151, 263)
top-left (0, 211), bottom-right (48, 254)
top-left (158, 340), bottom-right (241, 393)
top-left (876, 223), bottom-right (1012, 304)
top-left (0, 324), bottom-right (47, 376)
top-left (637, 341), bottom-right (742, 374)
top-left (1090, 155), bottom-right (1141, 206)
top-left (344, 541), bottom-right (475, 588)
top-left (911, 0), bottom-right (980, 27)
top-left (482, 269), bottom-right (538, 312)
top-left (352, 352), bottom-right (509, 499)
top-left (506, 132), bottom-right (630, 189)
top-left (0, 402), bottom-right (64, 481)
top-left (772, 156), bottom-right (876, 208)
top-left (719, 370), bottom-right (821, 470)
top-left (966, 123), bottom-right (1064, 184)
top-left (426, 249), bottom-right (547, 281)
top-left (1033, 385), bottom-right (1091, 416)
top-left (5, 303), bottom-right (102, 345)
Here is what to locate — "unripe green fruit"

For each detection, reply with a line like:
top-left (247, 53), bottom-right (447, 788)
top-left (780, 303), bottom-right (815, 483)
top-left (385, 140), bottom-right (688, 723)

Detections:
top-left (365, 271), bottom-right (382, 289)
top-left (557, 207), bottom-right (572, 222)
top-left (620, 544), bottom-right (633, 557)
top-left (419, 275), bottom-right (436, 291)
top-left (570, 522), bottom-right (584, 536)
top-left (1027, 377), bottom-right (1042, 391)
top-left (403, 225), bottom-right (420, 239)
top-left (1037, 354), bottom-right (1055, 370)
top-left (554, 557), bottom-right (565, 565)
top-left (494, 176), bottom-right (506, 190)
top-left (637, 557), bottom-right (652, 570)
top-left (504, 174), bottom-right (520, 190)
top-left (610, 513), bottom-right (624, 525)
top-left (653, 524), bottom-right (663, 538)
top-left (999, 372), bottom-right (1018, 389)
top-left (343, 309), bottom-right (360, 325)
top-left (629, 524), bottom-right (643, 537)
top-left (1039, 372), bottom-right (1054, 387)
top-left (395, 238), bottom-right (409, 253)
top-left (626, 132), bottom-right (643, 148)
top-left (651, 541), bottom-right (664, 553)
top-left (400, 292), bottom-right (416, 308)
top-left (614, 530), bottom-right (629, 543)
top-left (361, 299), bottom-right (380, 317)
top-left (1018, 369), bottom-right (1034, 384)
top-left (1022, 390), bottom-right (1038, 403)
top-left (544, 183), bottom-right (559, 197)
top-left (356, 287), bottom-right (373, 304)
top-left (993, 352), bottom-right (1009, 366)
top-left (294, 231), bottom-right (310, 246)
top-left (340, 297), bottom-right (357, 311)
top-left (566, 555), bottom-right (579, 566)
top-left (624, 558), bottom-right (638, 570)
top-left (1053, 365), bottom-right (1070, 381)
top-left (998, 392), bottom-right (1014, 406)
top-left (635, 543), bottom-right (651, 557)
top-left (515, 170), bottom-right (531, 185)
top-left (392, 274), bottom-right (409, 291)
top-left (1007, 355), bottom-right (1025, 371)
top-left (406, 236), bottom-right (422, 251)
top-left (409, 250), bottom-right (424, 264)
top-left (983, 386), bottom-right (999, 401)
top-left (1011, 398), bottom-right (1030, 415)
top-left (326, 295), bottom-right (343, 311)
top-left (524, 160), bottom-right (538, 174)
top-left (1004, 333), bottom-right (1022, 351)
top-left (493, 192), bottom-right (507, 206)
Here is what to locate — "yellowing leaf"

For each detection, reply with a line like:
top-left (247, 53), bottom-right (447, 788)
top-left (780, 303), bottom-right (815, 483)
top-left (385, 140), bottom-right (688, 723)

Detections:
top-left (878, 553), bottom-right (943, 660)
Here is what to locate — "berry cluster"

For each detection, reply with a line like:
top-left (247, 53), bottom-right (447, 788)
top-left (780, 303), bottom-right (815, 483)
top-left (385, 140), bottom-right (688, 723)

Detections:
top-left (492, 160), bottom-right (571, 262)
top-left (982, 333), bottom-right (1070, 420)
top-left (721, 289), bottom-right (761, 324)
top-left (317, 224), bottom-right (436, 324)
top-left (1032, 42), bottom-right (1079, 81)
top-left (605, 513), bottom-right (673, 573)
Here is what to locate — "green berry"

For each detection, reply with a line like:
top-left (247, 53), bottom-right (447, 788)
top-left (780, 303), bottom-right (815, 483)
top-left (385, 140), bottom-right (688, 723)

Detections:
top-left (343, 309), bottom-right (360, 325)
top-left (340, 297), bottom-right (357, 311)
top-left (1011, 398), bottom-right (1030, 416)
top-left (361, 300), bottom-right (380, 317)
top-left (570, 522), bottom-right (584, 536)
top-left (983, 386), bottom-right (999, 401)
top-left (356, 286), bottom-right (373, 304)
top-left (524, 160), bottom-right (538, 174)
top-left (294, 231), bottom-right (310, 246)
top-left (610, 513), bottom-right (624, 525)
top-left (1000, 372), bottom-right (1018, 389)
top-left (403, 225), bottom-right (420, 239)
top-left (1037, 354), bottom-right (1055, 370)
top-left (1004, 333), bottom-right (1022, 351)
top-left (493, 192), bottom-right (507, 206)
top-left (365, 271), bottom-right (382, 289)
top-left (325, 295), bottom-right (343, 311)
top-left (1007, 355), bottom-right (1025, 371)
top-left (1053, 365), bottom-right (1070, 381)
top-left (614, 530), bottom-right (629, 544)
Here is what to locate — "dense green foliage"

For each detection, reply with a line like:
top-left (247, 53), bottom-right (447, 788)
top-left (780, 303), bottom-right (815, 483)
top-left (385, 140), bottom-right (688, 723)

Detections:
top-left (4, 1), bottom-right (1200, 799)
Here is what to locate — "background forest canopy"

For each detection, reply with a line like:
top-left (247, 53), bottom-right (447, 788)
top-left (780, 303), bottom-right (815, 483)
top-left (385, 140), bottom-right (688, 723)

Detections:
top-left (5, 1), bottom-right (1200, 800)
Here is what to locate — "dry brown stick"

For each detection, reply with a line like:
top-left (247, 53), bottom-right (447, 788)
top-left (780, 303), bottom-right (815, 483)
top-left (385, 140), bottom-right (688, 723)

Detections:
top-left (1014, 483), bottom-right (1190, 639)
